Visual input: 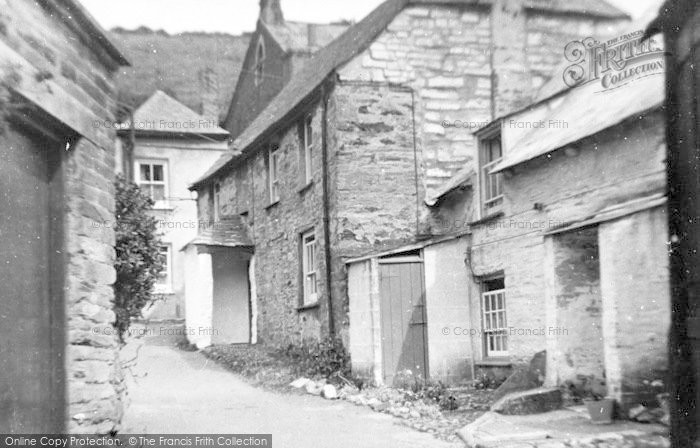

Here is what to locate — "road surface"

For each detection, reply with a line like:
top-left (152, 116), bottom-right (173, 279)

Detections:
top-left (122, 340), bottom-right (461, 448)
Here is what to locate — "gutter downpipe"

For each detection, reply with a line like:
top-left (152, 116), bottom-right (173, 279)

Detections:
top-left (321, 77), bottom-right (335, 338)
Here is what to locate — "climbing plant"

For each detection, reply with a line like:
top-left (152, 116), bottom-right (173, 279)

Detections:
top-left (113, 174), bottom-right (165, 342)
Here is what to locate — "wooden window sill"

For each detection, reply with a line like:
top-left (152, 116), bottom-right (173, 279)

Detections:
top-left (475, 358), bottom-right (512, 367)
top-left (297, 301), bottom-right (320, 312)
top-left (469, 211), bottom-right (504, 227)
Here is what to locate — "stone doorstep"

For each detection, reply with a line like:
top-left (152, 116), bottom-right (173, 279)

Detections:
top-left (457, 412), bottom-right (550, 447)
top-left (456, 410), bottom-right (669, 448)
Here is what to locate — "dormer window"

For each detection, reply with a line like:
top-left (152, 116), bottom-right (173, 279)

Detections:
top-left (480, 133), bottom-right (503, 215)
top-left (254, 37), bottom-right (265, 86)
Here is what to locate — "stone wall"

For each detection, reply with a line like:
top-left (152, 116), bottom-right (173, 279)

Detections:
top-left (337, 3), bottom-right (623, 195)
top-left (0, 0), bottom-right (126, 433)
top-left (64, 138), bottom-right (123, 434)
top-left (330, 82), bottom-right (421, 338)
top-left (544, 228), bottom-right (605, 387)
top-left (437, 111), bottom-right (667, 375)
top-left (205, 99), bottom-right (329, 345)
top-left (599, 207), bottom-right (670, 411)
top-left (423, 237), bottom-right (473, 383)
top-left (224, 25), bottom-right (292, 139)
top-left (337, 4), bottom-right (491, 194)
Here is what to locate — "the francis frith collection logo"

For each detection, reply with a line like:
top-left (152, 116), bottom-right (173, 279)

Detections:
top-left (563, 30), bottom-right (665, 91)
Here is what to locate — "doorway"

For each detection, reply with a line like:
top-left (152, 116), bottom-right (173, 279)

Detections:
top-left (0, 124), bottom-right (65, 432)
top-left (379, 254), bottom-right (428, 386)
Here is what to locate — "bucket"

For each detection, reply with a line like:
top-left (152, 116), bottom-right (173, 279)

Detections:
top-left (585, 398), bottom-right (615, 424)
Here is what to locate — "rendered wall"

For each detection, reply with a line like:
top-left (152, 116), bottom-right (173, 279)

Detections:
top-left (424, 238), bottom-right (473, 383)
top-left (598, 207), bottom-right (670, 411)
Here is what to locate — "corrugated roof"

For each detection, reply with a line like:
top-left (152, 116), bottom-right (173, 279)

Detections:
top-left (183, 217), bottom-right (253, 249)
top-left (264, 21), bottom-right (351, 53)
top-left (192, 0), bottom-right (628, 189)
top-left (130, 90), bottom-right (229, 138)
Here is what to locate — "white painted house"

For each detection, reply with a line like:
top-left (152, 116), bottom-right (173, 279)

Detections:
top-left (117, 91), bottom-right (230, 320)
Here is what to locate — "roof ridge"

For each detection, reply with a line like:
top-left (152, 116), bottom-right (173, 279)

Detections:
top-left (192, 0), bottom-right (632, 188)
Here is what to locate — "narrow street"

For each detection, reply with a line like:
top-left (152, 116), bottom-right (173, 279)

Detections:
top-left (122, 339), bottom-right (461, 448)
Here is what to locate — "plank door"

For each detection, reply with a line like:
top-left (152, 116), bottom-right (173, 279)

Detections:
top-left (379, 257), bottom-right (428, 386)
top-left (0, 126), bottom-right (64, 432)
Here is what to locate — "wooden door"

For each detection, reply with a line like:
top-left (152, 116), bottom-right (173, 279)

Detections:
top-left (0, 126), bottom-right (64, 432)
top-left (379, 257), bottom-right (428, 386)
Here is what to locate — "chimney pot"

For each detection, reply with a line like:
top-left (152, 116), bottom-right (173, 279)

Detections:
top-left (260, 0), bottom-right (284, 24)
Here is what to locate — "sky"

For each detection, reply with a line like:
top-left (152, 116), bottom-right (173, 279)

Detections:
top-left (81, 0), bottom-right (661, 35)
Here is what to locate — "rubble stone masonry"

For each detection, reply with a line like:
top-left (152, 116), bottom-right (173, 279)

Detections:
top-left (206, 100), bottom-right (330, 344)
top-left (330, 82), bottom-right (419, 335)
top-left (337, 3), bottom-right (622, 195)
top-left (1, 0), bottom-right (125, 433)
top-left (439, 110), bottom-right (667, 373)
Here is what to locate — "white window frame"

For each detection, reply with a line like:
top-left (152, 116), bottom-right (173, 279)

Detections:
top-left (302, 115), bottom-right (313, 185)
top-left (268, 144), bottom-right (280, 204)
top-left (301, 229), bottom-right (318, 306)
top-left (482, 287), bottom-right (508, 357)
top-left (480, 135), bottom-right (503, 215)
top-left (135, 159), bottom-right (169, 209)
top-left (254, 37), bottom-right (265, 86)
top-left (155, 244), bottom-right (173, 294)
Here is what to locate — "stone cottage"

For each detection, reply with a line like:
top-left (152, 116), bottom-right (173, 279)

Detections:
top-left (223, 0), bottom-right (350, 139)
top-left (184, 0), bottom-right (627, 383)
top-left (348, 18), bottom-right (669, 412)
top-left (0, 0), bottom-right (129, 433)
top-left (116, 91), bottom-right (229, 320)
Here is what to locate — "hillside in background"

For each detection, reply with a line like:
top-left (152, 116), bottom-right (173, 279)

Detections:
top-left (111, 27), bottom-right (250, 121)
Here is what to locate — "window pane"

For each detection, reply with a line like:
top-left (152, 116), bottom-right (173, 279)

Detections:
top-left (153, 165), bottom-right (164, 181)
top-left (306, 119), bottom-right (313, 147)
top-left (153, 185), bottom-right (165, 201)
top-left (492, 138), bottom-right (502, 159)
top-left (140, 164), bottom-right (150, 181)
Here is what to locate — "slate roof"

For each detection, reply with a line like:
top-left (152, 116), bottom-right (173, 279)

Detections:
top-left (425, 166), bottom-right (475, 206)
top-left (534, 3), bottom-right (661, 102)
top-left (264, 21), bottom-right (351, 53)
top-left (183, 217), bottom-right (253, 249)
top-left (128, 90), bottom-right (229, 139)
top-left (491, 8), bottom-right (665, 173)
top-left (63, 0), bottom-right (130, 66)
top-left (191, 0), bottom-right (628, 189)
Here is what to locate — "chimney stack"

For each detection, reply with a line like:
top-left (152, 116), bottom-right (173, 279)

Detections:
top-left (199, 68), bottom-right (219, 122)
top-left (260, 0), bottom-right (284, 25)
top-left (490, 0), bottom-right (531, 118)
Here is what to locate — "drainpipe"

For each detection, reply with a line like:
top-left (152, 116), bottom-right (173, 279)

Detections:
top-left (465, 242), bottom-right (477, 381)
top-left (410, 90), bottom-right (421, 237)
top-left (321, 79), bottom-right (335, 338)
